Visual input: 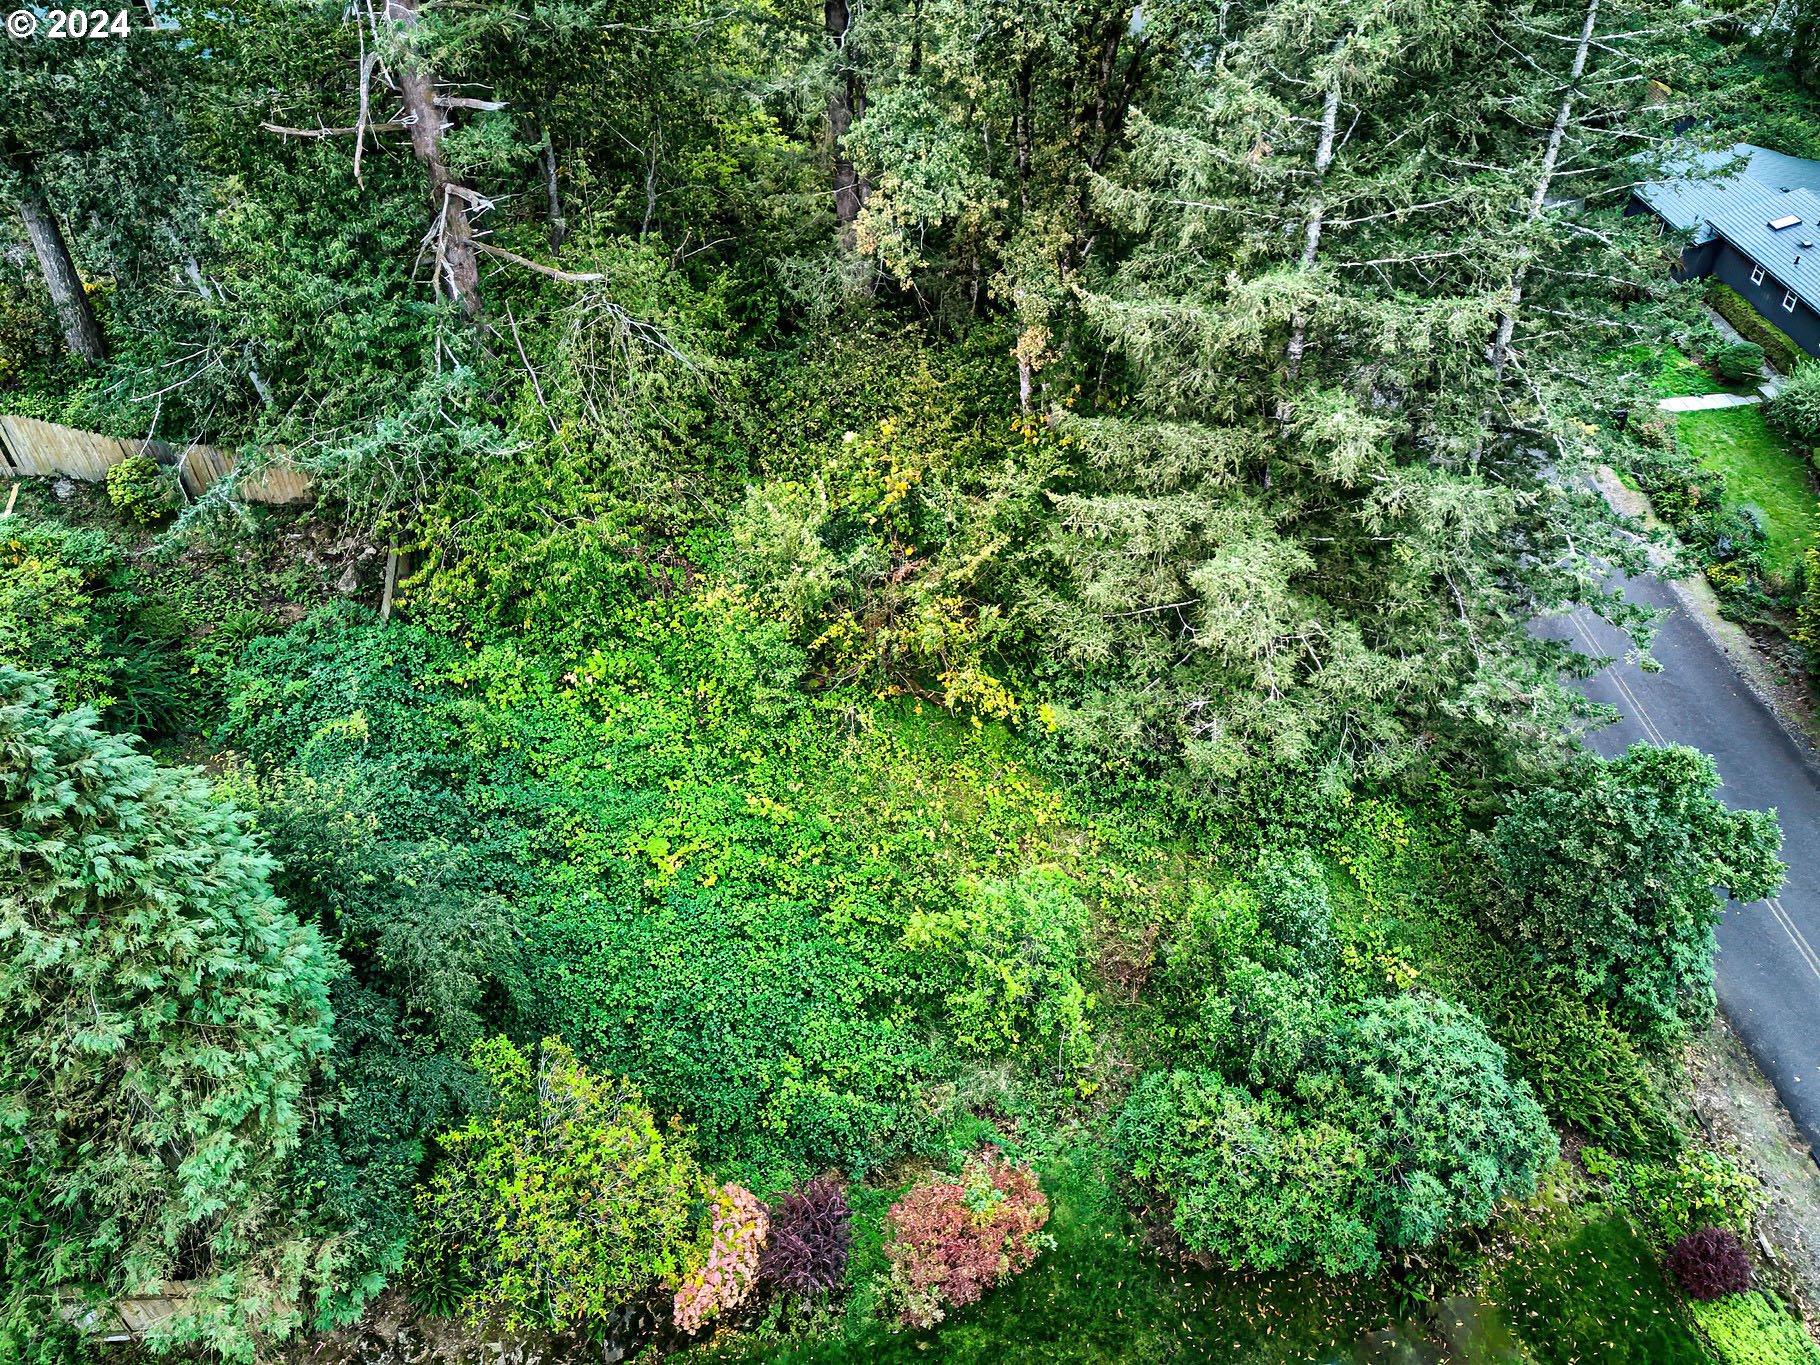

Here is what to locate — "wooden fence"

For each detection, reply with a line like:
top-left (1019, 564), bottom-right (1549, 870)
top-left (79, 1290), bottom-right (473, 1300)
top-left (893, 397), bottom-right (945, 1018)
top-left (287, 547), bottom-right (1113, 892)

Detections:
top-left (57, 1284), bottom-right (193, 1342)
top-left (0, 414), bottom-right (311, 505)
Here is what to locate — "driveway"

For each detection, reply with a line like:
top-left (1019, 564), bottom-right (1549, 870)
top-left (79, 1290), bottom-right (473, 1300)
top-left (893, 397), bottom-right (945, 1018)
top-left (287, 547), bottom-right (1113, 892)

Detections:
top-left (1538, 576), bottom-right (1820, 1158)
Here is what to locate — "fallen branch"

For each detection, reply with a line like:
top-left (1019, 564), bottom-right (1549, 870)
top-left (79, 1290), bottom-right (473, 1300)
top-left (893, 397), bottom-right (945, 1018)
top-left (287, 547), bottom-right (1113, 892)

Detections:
top-left (474, 240), bottom-right (607, 282)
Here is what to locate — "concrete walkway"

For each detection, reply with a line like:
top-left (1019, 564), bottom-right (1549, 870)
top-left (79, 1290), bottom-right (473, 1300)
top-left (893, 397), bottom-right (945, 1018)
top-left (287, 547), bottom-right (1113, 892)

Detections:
top-left (1659, 391), bottom-right (1763, 412)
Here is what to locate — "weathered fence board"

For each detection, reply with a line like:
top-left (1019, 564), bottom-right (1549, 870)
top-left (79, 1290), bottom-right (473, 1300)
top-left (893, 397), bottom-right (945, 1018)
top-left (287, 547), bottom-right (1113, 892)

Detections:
top-left (0, 414), bottom-right (311, 505)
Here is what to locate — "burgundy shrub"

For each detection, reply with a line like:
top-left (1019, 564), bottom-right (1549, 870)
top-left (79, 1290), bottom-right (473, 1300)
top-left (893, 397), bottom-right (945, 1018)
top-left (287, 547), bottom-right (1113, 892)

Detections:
top-left (880, 1151), bottom-right (1051, 1329)
top-left (1665, 1226), bottom-right (1753, 1301)
top-left (759, 1176), bottom-right (853, 1295)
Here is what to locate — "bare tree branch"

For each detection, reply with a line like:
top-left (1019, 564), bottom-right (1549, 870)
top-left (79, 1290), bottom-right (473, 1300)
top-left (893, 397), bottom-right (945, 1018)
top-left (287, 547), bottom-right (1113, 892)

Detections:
top-left (474, 241), bottom-right (608, 282)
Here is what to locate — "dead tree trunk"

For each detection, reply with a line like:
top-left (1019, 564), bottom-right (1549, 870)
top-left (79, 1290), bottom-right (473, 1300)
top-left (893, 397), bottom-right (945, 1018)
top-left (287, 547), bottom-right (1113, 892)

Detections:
top-left (18, 180), bottom-right (106, 363)
top-left (1488, 0), bottom-right (1600, 378)
top-left (385, 0), bottom-right (483, 318)
top-left (826, 0), bottom-right (868, 247)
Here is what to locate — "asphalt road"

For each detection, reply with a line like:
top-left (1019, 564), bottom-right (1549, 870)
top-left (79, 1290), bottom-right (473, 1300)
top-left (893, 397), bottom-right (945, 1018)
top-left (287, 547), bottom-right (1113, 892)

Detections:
top-left (1538, 577), bottom-right (1820, 1157)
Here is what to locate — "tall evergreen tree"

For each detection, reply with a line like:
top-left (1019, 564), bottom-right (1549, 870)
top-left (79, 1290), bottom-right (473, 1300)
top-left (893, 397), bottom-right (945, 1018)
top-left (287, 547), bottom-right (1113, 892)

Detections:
top-left (0, 667), bottom-right (336, 1359)
top-left (1026, 0), bottom-right (1690, 783)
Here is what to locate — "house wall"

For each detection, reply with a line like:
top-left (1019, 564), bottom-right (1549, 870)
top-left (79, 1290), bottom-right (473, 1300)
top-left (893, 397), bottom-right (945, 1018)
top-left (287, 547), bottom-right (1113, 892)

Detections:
top-left (1710, 240), bottom-right (1820, 357)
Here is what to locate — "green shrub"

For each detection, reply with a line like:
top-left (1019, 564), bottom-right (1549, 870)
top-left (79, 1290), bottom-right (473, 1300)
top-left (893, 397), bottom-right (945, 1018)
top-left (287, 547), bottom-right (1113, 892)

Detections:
top-left (0, 520), bottom-right (115, 706)
top-left (1693, 1292), bottom-right (1820, 1365)
top-left (1714, 340), bottom-right (1766, 382)
top-left (1591, 1147), bottom-right (1763, 1248)
top-left (1116, 994), bottom-right (1556, 1275)
top-left (1707, 283), bottom-right (1804, 375)
top-left (0, 666), bottom-right (337, 1359)
top-left (1798, 547), bottom-right (1820, 654)
top-left (1633, 448), bottom-right (1725, 530)
top-left (1452, 948), bottom-right (1680, 1157)
top-left (412, 1036), bottom-right (708, 1332)
top-left (1765, 363), bottom-right (1820, 456)
top-left (1116, 1069), bottom-right (1375, 1274)
top-left (902, 867), bottom-right (1094, 1071)
top-left (104, 453), bottom-right (179, 525)
top-left (1484, 744), bottom-right (1784, 1037)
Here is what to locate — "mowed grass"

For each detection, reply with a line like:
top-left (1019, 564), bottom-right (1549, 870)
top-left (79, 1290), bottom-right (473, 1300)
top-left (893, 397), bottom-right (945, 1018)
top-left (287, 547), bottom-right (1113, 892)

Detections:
top-left (1605, 344), bottom-right (1723, 399)
top-left (1677, 405), bottom-right (1820, 578)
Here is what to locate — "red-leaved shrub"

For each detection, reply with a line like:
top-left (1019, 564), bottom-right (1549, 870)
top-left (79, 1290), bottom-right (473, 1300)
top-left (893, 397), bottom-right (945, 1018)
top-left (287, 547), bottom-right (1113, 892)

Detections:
top-left (880, 1151), bottom-right (1052, 1329)
top-left (760, 1176), bottom-right (852, 1294)
top-left (1665, 1226), bottom-right (1753, 1301)
top-left (673, 1183), bottom-right (768, 1334)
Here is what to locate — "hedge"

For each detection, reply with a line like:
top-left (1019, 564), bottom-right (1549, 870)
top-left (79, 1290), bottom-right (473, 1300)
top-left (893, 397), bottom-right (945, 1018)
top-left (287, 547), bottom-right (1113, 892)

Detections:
top-left (1708, 282), bottom-right (1806, 375)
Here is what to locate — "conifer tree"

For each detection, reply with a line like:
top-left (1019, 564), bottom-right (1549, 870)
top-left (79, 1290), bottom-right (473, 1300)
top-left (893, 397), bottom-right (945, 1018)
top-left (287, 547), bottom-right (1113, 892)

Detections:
top-left (1033, 0), bottom-right (1691, 781)
top-left (0, 667), bottom-right (336, 1359)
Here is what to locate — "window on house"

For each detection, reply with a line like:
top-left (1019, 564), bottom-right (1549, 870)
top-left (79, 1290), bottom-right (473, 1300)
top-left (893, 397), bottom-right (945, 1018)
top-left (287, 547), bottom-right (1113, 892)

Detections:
top-left (1751, 265), bottom-right (1765, 285)
top-left (1784, 291), bottom-right (1798, 312)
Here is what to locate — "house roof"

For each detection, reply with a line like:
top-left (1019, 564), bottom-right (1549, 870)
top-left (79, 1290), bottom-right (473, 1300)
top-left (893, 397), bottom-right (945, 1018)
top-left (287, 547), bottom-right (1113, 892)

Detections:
top-left (1636, 143), bottom-right (1820, 313)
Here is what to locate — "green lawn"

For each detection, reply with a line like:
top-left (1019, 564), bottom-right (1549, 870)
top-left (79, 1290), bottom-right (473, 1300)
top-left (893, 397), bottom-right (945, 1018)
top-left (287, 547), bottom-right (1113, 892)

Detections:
top-left (1677, 405), bottom-right (1820, 578)
top-left (1636, 345), bottom-right (1722, 399)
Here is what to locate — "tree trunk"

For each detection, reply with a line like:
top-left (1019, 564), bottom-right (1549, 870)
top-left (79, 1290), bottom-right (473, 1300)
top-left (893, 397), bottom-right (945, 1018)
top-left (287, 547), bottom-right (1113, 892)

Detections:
top-left (385, 0), bottom-right (483, 319)
top-left (1284, 66), bottom-right (1342, 382)
top-left (18, 183), bottom-right (106, 363)
top-left (641, 124), bottom-right (660, 241)
top-left (1013, 54), bottom-right (1035, 214)
top-left (826, 0), bottom-right (868, 247)
top-left (541, 128), bottom-right (568, 249)
top-left (1488, 0), bottom-right (1600, 379)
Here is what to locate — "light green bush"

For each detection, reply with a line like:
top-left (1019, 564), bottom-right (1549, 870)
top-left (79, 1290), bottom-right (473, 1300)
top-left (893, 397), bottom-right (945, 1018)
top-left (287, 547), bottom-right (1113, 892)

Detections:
top-left (104, 453), bottom-right (179, 524)
top-left (903, 867), bottom-right (1094, 1070)
top-left (1693, 1292), bottom-right (1820, 1365)
top-left (412, 1036), bottom-right (708, 1332)
top-left (1586, 1147), bottom-right (1764, 1248)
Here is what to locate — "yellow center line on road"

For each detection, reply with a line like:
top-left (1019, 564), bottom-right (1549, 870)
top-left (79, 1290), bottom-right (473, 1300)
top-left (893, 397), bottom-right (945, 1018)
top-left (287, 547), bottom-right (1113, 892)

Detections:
top-left (1564, 612), bottom-right (1820, 984)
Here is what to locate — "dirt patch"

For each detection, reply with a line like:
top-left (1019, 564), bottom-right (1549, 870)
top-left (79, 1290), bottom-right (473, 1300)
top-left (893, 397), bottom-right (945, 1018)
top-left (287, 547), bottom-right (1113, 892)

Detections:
top-left (1688, 1016), bottom-right (1820, 1323)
